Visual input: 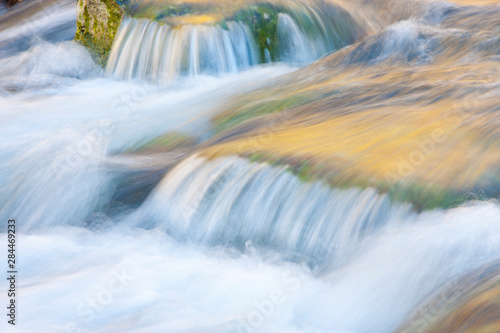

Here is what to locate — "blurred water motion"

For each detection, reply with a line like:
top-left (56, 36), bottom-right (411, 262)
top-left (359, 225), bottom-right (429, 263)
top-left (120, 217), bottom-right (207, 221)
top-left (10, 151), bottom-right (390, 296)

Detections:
top-left (106, 0), bottom-right (362, 81)
top-left (0, 0), bottom-right (499, 332)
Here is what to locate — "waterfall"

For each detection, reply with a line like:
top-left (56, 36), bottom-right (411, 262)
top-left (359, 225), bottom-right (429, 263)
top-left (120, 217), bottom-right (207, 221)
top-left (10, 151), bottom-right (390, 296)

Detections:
top-left (106, 2), bottom-right (362, 83)
top-left (106, 17), bottom-right (259, 82)
top-left (131, 155), bottom-right (412, 264)
top-left (277, 13), bottom-right (327, 64)
top-left (277, 13), bottom-right (314, 64)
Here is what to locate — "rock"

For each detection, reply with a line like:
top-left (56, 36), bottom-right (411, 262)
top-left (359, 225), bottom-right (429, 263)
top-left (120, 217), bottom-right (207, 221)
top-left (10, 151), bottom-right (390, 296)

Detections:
top-left (397, 260), bottom-right (500, 333)
top-left (104, 151), bottom-right (190, 210)
top-left (74, 0), bottom-right (123, 66)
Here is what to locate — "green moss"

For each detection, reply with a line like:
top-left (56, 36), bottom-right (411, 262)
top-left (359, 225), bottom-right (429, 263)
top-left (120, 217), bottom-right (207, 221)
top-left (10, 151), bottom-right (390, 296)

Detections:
top-left (386, 183), bottom-right (470, 211)
top-left (294, 162), bottom-right (313, 182)
top-left (74, 0), bottom-right (123, 66)
top-left (156, 5), bottom-right (192, 20)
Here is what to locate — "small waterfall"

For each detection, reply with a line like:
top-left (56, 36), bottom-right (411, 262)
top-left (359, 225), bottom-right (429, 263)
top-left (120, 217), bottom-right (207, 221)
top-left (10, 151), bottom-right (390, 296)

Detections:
top-left (106, 17), bottom-right (258, 82)
top-left (132, 155), bottom-right (412, 263)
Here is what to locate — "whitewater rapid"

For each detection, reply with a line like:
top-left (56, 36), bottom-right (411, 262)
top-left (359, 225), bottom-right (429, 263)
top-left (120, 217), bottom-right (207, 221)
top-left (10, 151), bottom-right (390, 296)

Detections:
top-left (0, 56), bottom-right (295, 231)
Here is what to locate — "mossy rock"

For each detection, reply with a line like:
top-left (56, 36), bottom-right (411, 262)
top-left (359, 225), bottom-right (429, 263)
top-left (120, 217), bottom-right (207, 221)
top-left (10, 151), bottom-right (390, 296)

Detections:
top-left (75, 0), bottom-right (124, 66)
top-left (222, 4), bottom-right (282, 63)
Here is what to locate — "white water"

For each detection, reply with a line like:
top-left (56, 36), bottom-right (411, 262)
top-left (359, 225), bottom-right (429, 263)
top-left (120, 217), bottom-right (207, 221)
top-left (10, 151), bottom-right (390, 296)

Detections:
top-left (1, 1), bottom-right (500, 332)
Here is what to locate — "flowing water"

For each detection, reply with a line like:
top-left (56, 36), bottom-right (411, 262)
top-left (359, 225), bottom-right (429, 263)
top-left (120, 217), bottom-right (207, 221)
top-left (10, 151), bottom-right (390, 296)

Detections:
top-left (106, 0), bottom-right (362, 81)
top-left (127, 155), bottom-right (413, 265)
top-left (0, 0), bottom-right (499, 332)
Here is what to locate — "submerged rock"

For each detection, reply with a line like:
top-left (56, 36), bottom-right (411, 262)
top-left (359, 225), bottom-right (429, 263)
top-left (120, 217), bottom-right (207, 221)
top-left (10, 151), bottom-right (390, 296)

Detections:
top-left (74, 0), bottom-right (123, 66)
